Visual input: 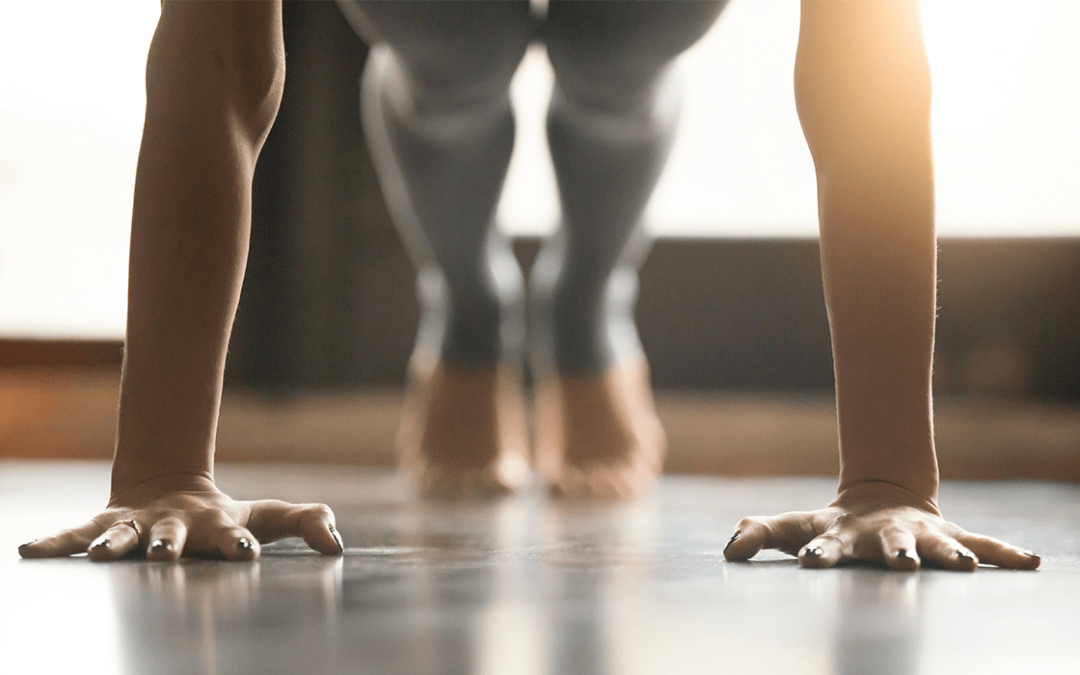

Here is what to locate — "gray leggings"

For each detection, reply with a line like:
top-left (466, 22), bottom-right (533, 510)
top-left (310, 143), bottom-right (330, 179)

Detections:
top-left (338, 0), bottom-right (728, 372)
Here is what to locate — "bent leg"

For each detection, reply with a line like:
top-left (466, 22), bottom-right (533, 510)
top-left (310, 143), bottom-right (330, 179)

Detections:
top-left (534, 0), bottom-right (727, 498)
top-left (339, 1), bottom-right (533, 495)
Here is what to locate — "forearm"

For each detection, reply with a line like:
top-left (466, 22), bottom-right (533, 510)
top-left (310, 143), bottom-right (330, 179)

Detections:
top-left (112, 115), bottom-right (251, 494)
top-left (797, 0), bottom-right (938, 503)
top-left (111, 2), bottom-right (284, 498)
top-left (820, 163), bottom-right (937, 502)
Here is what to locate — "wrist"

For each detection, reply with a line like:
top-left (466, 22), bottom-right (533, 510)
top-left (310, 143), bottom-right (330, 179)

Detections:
top-left (835, 478), bottom-right (940, 515)
top-left (108, 470), bottom-right (218, 508)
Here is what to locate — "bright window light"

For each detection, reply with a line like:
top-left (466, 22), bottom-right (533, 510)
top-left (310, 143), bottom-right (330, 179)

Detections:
top-left (0, 1), bottom-right (159, 338)
top-left (1, 0), bottom-right (1077, 339)
top-left (499, 0), bottom-right (1080, 238)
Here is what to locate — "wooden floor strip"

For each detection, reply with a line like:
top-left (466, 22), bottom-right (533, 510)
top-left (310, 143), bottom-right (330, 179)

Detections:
top-left (1, 368), bottom-right (1077, 481)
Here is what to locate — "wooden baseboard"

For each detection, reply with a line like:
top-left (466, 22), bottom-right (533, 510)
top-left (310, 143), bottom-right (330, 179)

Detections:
top-left (2, 368), bottom-right (1077, 481)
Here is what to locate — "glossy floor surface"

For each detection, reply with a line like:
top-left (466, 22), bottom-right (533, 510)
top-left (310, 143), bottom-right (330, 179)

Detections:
top-left (2, 461), bottom-right (1078, 675)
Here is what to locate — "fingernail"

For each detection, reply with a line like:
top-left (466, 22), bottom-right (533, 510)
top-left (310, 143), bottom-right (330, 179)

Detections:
top-left (236, 538), bottom-right (254, 552)
top-left (1023, 550), bottom-right (1040, 559)
top-left (150, 539), bottom-right (172, 553)
top-left (896, 548), bottom-right (914, 561)
top-left (328, 524), bottom-right (344, 554)
top-left (18, 540), bottom-right (38, 550)
top-left (804, 546), bottom-right (823, 559)
top-left (90, 538), bottom-right (111, 551)
top-left (723, 532), bottom-right (741, 552)
top-left (956, 549), bottom-right (976, 564)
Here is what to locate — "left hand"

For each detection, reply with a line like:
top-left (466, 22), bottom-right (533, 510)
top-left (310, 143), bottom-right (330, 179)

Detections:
top-left (17, 474), bottom-right (344, 562)
top-left (722, 480), bottom-right (1040, 571)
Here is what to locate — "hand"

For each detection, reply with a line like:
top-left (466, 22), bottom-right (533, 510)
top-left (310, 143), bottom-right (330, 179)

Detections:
top-left (17, 474), bottom-right (344, 562)
top-left (723, 480), bottom-right (1040, 571)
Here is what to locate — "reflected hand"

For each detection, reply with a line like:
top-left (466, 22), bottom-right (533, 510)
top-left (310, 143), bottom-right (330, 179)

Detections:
top-left (723, 480), bottom-right (1040, 571)
top-left (18, 474), bottom-right (344, 562)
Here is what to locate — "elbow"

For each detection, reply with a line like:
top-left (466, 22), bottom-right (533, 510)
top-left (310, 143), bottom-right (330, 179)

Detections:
top-left (794, 59), bottom-right (932, 180)
top-left (144, 4), bottom-right (285, 149)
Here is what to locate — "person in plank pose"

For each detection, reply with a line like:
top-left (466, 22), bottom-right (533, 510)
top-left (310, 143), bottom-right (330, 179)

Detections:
top-left (20, 1), bottom-right (1039, 571)
top-left (336, 0), bottom-right (727, 499)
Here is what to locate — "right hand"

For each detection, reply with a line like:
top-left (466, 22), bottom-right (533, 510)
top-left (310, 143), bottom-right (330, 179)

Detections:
top-left (18, 474), bottom-right (344, 562)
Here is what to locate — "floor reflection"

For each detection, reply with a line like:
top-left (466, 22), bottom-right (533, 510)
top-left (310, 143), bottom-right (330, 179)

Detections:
top-left (108, 556), bottom-right (342, 675)
top-left (832, 571), bottom-right (922, 675)
top-left (6, 470), bottom-right (1075, 675)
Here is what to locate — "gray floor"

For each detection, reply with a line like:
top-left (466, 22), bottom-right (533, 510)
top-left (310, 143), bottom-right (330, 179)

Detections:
top-left (2, 461), bottom-right (1078, 675)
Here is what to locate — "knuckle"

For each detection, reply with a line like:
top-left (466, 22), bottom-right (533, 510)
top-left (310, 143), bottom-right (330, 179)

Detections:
top-left (833, 512), bottom-right (858, 529)
top-left (154, 514), bottom-right (186, 530)
top-left (305, 504), bottom-right (334, 522)
top-left (735, 517), bottom-right (760, 532)
top-left (879, 524), bottom-right (908, 539)
top-left (91, 513), bottom-right (118, 530)
top-left (909, 520), bottom-right (931, 538)
top-left (796, 520), bottom-right (819, 543)
top-left (816, 532), bottom-right (843, 546)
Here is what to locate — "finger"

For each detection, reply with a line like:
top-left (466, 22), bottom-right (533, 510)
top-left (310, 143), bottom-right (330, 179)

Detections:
top-left (724, 512), bottom-right (817, 562)
top-left (247, 501), bottom-right (344, 555)
top-left (146, 517), bottom-right (188, 562)
top-left (211, 524), bottom-right (261, 562)
top-left (917, 533), bottom-right (978, 571)
top-left (955, 531), bottom-right (1040, 571)
top-left (799, 531), bottom-right (847, 569)
top-left (879, 527), bottom-right (920, 571)
top-left (88, 520), bottom-right (143, 562)
top-left (19, 520), bottom-right (109, 559)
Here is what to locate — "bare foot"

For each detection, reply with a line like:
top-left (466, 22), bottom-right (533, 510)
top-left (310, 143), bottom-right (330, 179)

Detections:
top-left (396, 351), bottom-right (531, 497)
top-left (534, 357), bottom-right (666, 499)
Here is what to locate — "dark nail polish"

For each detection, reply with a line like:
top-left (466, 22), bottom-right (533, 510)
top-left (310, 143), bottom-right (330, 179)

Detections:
top-left (723, 532), bottom-right (741, 552)
top-left (150, 539), bottom-right (172, 552)
top-left (328, 524), bottom-right (344, 554)
top-left (896, 548), bottom-right (911, 560)
top-left (804, 546), bottom-right (823, 559)
top-left (18, 540), bottom-right (38, 550)
top-left (957, 550), bottom-right (976, 563)
top-left (1023, 550), bottom-right (1039, 559)
top-left (91, 538), bottom-right (111, 550)
top-left (236, 538), bottom-right (254, 552)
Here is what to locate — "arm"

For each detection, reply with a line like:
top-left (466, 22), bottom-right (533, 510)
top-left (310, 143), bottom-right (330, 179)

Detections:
top-left (20, 1), bottom-right (342, 562)
top-left (724, 0), bottom-right (1037, 570)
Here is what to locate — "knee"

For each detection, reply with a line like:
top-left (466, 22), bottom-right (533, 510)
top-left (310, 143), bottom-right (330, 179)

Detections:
top-left (546, 37), bottom-right (659, 117)
top-left (545, 0), bottom-right (725, 115)
top-left (147, 2), bottom-right (285, 144)
top-left (400, 37), bottom-right (529, 115)
top-left (356, 2), bottom-right (532, 114)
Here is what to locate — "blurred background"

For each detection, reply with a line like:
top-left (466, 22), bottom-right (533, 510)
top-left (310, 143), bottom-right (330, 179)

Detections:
top-left (1, 0), bottom-right (1077, 480)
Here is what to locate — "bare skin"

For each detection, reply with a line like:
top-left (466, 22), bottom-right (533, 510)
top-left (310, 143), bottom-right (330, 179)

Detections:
top-left (723, 0), bottom-right (1039, 571)
top-left (355, 38), bottom-right (533, 497)
top-left (19, 2), bottom-right (342, 562)
top-left (20, 1), bottom-right (1039, 570)
top-left (396, 352), bottom-right (531, 496)
top-left (534, 359), bottom-right (665, 499)
top-left (349, 1), bottom-right (715, 500)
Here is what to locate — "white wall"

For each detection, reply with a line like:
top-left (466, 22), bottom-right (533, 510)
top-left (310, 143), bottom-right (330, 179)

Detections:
top-left (1, 0), bottom-right (1077, 338)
